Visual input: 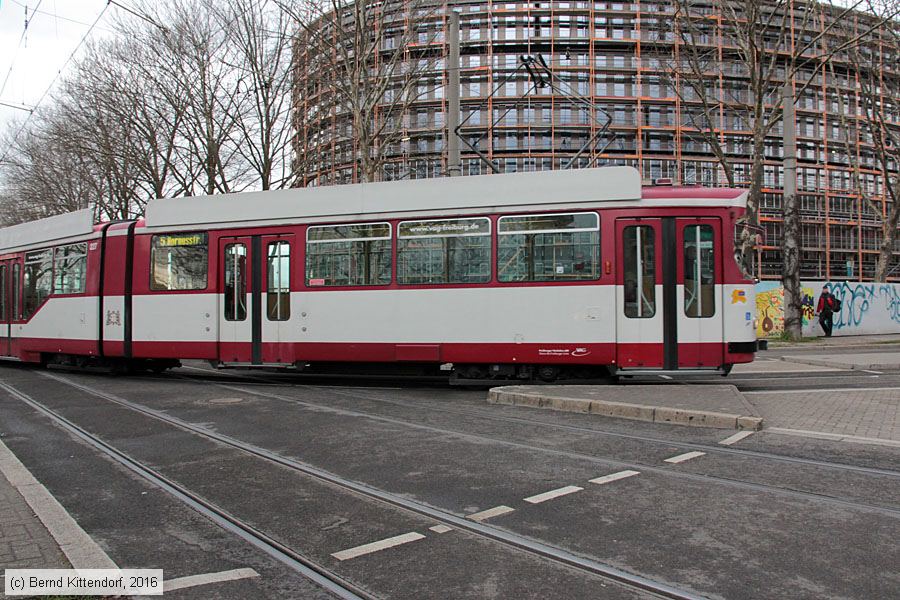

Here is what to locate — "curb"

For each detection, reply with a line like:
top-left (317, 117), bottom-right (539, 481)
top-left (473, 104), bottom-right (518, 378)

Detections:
top-left (487, 389), bottom-right (763, 431)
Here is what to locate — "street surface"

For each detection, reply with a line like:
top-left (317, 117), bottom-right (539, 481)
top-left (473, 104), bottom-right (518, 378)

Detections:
top-left (0, 338), bottom-right (898, 599)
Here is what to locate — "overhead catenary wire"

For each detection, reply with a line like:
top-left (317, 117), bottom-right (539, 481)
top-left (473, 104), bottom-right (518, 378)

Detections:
top-left (0, 0), bottom-right (45, 100)
top-left (6, 0), bottom-right (115, 32)
top-left (0, 0), bottom-right (111, 166)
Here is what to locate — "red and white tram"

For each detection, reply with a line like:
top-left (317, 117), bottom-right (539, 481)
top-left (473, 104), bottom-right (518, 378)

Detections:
top-left (0, 167), bottom-right (758, 382)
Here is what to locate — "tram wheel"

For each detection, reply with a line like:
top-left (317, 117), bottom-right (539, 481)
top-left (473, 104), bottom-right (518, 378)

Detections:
top-left (536, 366), bottom-right (560, 382)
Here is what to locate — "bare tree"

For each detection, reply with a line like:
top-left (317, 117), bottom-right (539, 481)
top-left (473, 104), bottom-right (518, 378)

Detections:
top-left (285, 0), bottom-right (444, 184)
top-left (213, 0), bottom-right (297, 190)
top-left (654, 0), bottom-right (883, 339)
top-left (835, 1), bottom-right (900, 282)
top-left (0, 112), bottom-right (100, 224)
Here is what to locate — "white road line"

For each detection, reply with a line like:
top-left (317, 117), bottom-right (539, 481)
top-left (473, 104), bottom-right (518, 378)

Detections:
top-left (523, 485), bottom-right (584, 505)
top-left (331, 532), bottom-right (426, 561)
top-left (745, 385), bottom-right (900, 394)
top-left (164, 568), bottom-right (259, 592)
top-left (429, 525), bottom-right (453, 534)
top-left (664, 451), bottom-right (706, 464)
top-left (467, 505), bottom-right (515, 522)
top-left (862, 370), bottom-right (883, 374)
top-left (719, 431), bottom-right (755, 446)
top-left (0, 438), bottom-right (117, 569)
top-left (589, 470), bottom-right (641, 485)
top-left (766, 427), bottom-right (900, 448)
top-left (658, 375), bottom-right (673, 380)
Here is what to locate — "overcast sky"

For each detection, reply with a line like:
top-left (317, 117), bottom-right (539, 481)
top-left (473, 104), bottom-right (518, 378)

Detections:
top-left (0, 0), bottom-right (115, 146)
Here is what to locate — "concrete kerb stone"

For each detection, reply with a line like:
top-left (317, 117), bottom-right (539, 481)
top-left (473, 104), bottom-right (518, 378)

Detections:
top-left (488, 387), bottom-right (763, 430)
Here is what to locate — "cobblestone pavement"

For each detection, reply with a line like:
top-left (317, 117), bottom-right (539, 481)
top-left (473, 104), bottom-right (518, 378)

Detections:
top-left (0, 468), bottom-right (69, 569)
top-left (746, 389), bottom-right (900, 442)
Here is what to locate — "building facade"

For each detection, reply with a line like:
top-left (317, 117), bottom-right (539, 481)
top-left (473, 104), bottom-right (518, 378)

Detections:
top-left (292, 0), bottom-right (900, 281)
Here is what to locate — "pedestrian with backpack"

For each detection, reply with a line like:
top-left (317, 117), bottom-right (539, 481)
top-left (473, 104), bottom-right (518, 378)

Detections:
top-left (816, 285), bottom-right (840, 337)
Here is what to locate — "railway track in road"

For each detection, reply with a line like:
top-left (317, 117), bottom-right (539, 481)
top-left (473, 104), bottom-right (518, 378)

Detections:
top-left (0, 374), bottom-right (708, 600)
top-left (22, 368), bottom-right (900, 521)
top-left (0, 379), bottom-right (373, 600)
top-left (168, 366), bottom-right (900, 481)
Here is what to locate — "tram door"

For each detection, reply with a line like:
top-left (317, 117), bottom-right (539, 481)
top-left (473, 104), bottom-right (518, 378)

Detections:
top-left (0, 259), bottom-right (20, 356)
top-left (615, 218), bottom-right (723, 370)
top-left (218, 234), bottom-right (294, 365)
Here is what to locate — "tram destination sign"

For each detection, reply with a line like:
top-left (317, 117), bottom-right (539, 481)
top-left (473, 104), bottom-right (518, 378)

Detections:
top-left (152, 233), bottom-right (208, 248)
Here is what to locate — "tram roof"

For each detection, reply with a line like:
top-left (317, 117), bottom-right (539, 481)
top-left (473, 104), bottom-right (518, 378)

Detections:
top-left (0, 209), bottom-right (94, 254)
top-left (144, 166), bottom-right (645, 229)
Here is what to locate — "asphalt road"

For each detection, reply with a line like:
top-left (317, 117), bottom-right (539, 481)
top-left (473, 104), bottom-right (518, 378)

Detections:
top-left (0, 356), bottom-right (897, 600)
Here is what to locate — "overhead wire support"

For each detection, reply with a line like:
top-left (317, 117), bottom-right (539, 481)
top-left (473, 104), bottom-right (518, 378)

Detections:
top-left (0, 0), bottom-right (45, 100)
top-left (454, 53), bottom-right (616, 175)
top-left (0, 99), bottom-right (33, 112)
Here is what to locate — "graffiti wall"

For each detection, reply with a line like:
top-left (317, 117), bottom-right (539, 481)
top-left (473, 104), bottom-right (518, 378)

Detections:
top-left (755, 280), bottom-right (900, 338)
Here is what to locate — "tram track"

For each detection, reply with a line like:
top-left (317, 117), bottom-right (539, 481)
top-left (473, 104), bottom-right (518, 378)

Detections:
top-left (171, 366), bottom-right (900, 480)
top-left (1, 372), bottom-right (707, 600)
top-left (0, 378), bottom-right (371, 600)
top-left (35, 369), bottom-right (900, 520)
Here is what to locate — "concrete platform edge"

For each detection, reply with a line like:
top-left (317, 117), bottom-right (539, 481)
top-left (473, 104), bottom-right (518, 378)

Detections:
top-left (0, 437), bottom-right (117, 569)
top-left (487, 388), bottom-right (763, 431)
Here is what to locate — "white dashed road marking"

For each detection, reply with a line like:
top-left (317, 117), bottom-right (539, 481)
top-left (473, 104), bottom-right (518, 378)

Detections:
top-left (862, 370), bottom-right (883, 374)
top-left (164, 568), bottom-right (260, 592)
top-left (331, 532), bottom-right (426, 561)
top-left (467, 505), bottom-right (515, 522)
top-left (429, 525), bottom-right (453, 534)
top-left (719, 430), bottom-right (755, 446)
top-left (589, 470), bottom-right (641, 485)
top-left (523, 486), bottom-right (584, 504)
top-left (664, 451), bottom-right (706, 464)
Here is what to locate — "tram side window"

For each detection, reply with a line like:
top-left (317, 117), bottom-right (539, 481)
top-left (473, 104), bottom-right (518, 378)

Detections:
top-left (150, 233), bottom-right (209, 291)
top-left (267, 241), bottom-right (290, 321)
top-left (224, 244), bottom-right (247, 321)
top-left (0, 265), bottom-right (7, 321)
top-left (23, 249), bottom-right (53, 319)
top-left (397, 217), bottom-right (491, 285)
top-left (306, 223), bottom-right (391, 287)
top-left (498, 212), bottom-right (600, 282)
top-left (623, 226), bottom-right (656, 318)
top-left (53, 243), bottom-right (87, 294)
top-left (684, 224), bottom-right (715, 318)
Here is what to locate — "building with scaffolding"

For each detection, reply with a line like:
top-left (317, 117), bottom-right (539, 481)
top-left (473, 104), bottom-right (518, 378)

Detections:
top-left (292, 0), bottom-right (900, 281)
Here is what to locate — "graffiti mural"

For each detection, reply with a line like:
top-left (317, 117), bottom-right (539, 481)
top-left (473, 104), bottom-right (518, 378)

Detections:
top-left (756, 280), bottom-right (900, 338)
top-left (755, 281), bottom-right (815, 338)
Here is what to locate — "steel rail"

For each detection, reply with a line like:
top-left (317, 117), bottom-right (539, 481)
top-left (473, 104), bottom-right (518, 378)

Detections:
top-left (0, 379), bottom-right (373, 600)
top-left (171, 366), bottom-right (900, 479)
top-left (288, 382), bottom-right (900, 479)
top-left (29, 371), bottom-right (706, 600)
top-left (159, 373), bottom-right (900, 517)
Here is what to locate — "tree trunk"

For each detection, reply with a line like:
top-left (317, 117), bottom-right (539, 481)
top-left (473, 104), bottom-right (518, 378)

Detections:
top-left (781, 81), bottom-right (803, 340)
top-left (874, 230), bottom-right (895, 282)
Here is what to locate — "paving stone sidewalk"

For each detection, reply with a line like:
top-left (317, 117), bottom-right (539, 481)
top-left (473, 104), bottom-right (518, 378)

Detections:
top-left (0, 466), bottom-right (69, 570)
top-left (746, 389), bottom-right (900, 443)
